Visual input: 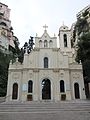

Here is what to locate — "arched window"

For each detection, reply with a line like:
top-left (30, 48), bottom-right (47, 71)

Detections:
top-left (12, 83), bottom-right (18, 99)
top-left (28, 80), bottom-right (33, 93)
top-left (44, 57), bottom-right (48, 68)
top-left (49, 40), bottom-right (53, 48)
top-left (74, 83), bottom-right (80, 99)
top-left (63, 34), bottom-right (67, 47)
top-left (39, 40), bottom-right (42, 47)
top-left (44, 40), bottom-right (48, 47)
top-left (60, 80), bottom-right (65, 92)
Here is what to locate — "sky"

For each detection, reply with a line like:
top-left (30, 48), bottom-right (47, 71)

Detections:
top-left (0, 0), bottom-right (90, 47)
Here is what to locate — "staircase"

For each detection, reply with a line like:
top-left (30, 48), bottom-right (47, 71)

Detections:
top-left (0, 100), bottom-right (90, 113)
top-left (0, 100), bottom-right (90, 120)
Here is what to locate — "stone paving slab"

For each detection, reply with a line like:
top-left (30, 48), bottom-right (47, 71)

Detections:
top-left (0, 111), bottom-right (90, 120)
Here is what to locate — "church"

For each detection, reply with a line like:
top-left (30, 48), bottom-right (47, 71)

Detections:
top-left (6, 24), bottom-right (86, 102)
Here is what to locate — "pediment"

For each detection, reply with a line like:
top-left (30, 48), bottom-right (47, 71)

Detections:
top-left (40, 30), bottom-right (51, 40)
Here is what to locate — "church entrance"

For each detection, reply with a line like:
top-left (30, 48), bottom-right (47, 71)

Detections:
top-left (74, 83), bottom-right (80, 99)
top-left (42, 79), bottom-right (51, 100)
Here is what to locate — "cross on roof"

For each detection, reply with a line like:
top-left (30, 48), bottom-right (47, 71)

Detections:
top-left (43, 24), bottom-right (48, 31)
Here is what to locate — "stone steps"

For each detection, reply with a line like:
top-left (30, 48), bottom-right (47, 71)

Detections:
top-left (0, 100), bottom-right (90, 112)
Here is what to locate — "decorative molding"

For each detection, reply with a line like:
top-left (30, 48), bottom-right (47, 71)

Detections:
top-left (13, 73), bottom-right (19, 79)
top-left (44, 35), bottom-right (47, 38)
top-left (33, 68), bottom-right (39, 72)
top-left (53, 68), bottom-right (59, 72)
top-left (33, 48), bottom-right (40, 51)
top-left (29, 73), bottom-right (33, 78)
top-left (59, 71), bottom-right (65, 78)
top-left (60, 73), bottom-right (64, 78)
top-left (1, 30), bottom-right (7, 36)
top-left (43, 71), bottom-right (49, 76)
top-left (52, 48), bottom-right (59, 51)
top-left (72, 73), bottom-right (80, 79)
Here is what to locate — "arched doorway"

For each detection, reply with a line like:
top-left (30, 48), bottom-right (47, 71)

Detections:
top-left (74, 83), bottom-right (80, 99)
top-left (42, 79), bottom-right (51, 100)
top-left (12, 83), bottom-right (18, 99)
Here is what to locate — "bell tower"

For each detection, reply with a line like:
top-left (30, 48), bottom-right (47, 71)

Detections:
top-left (58, 24), bottom-right (71, 52)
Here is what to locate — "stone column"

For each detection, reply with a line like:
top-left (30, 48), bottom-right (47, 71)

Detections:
top-left (65, 70), bottom-right (71, 100)
top-left (21, 70), bottom-right (28, 102)
top-left (53, 69), bottom-right (60, 102)
top-left (33, 69), bottom-right (39, 101)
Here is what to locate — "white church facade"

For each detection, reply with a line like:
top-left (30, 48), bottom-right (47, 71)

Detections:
top-left (6, 25), bottom-right (86, 102)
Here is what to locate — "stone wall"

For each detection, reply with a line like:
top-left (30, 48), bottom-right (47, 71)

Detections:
top-left (0, 97), bottom-right (6, 103)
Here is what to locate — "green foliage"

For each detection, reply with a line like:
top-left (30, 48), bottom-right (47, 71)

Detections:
top-left (76, 32), bottom-right (90, 62)
top-left (76, 32), bottom-right (90, 83)
top-left (83, 59), bottom-right (90, 82)
top-left (75, 18), bottom-right (89, 35)
top-left (71, 29), bottom-right (76, 47)
top-left (0, 38), bottom-right (23, 97)
top-left (18, 48), bottom-right (24, 63)
top-left (75, 10), bottom-right (90, 83)
top-left (82, 10), bottom-right (89, 18)
top-left (0, 51), bottom-right (10, 97)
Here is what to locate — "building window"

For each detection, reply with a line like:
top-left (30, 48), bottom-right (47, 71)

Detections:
top-left (44, 40), bottom-right (48, 47)
top-left (12, 83), bottom-right (18, 99)
top-left (74, 83), bottom-right (80, 99)
top-left (44, 57), bottom-right (48, 68)
top-left (49, 40), bottom-right (53, 48)
top-left (63, 34), bottom-right (67, 47)
top-left (28, 80), bottom-right (33, 93)
top-left (60, 80), bottom-right (65, 92)
top-left (39, 40), bottom-right (42, 47)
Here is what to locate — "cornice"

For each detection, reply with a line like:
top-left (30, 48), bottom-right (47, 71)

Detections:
top-left (52, 48), bottom-right (59, 51)
top-left (33, 48), bottom-right (40, 51)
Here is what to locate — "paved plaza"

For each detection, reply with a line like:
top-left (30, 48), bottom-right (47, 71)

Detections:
top-left (0, 111), bottom-right (90, 120)
top-left (0, 100), bottom-right (90, 120)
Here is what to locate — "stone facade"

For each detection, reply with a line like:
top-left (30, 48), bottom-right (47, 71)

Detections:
top-left (0, 2), bottom-right (15, 51)
top-left (6, 25), bottom-right (86, 102)
top-left (76, 5), bottom-right (90, 19)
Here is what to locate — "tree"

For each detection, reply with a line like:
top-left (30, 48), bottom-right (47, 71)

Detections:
top-left (0, 37), bottom-right (21, 97)
top-left (23, 36), bottom-right (34, 54)
top-left (76, 33), bottom-right (90, 62)
top-left (0, 51), bottom-right (11, 96)
top-left (74, 9), bottom-right (90, 98)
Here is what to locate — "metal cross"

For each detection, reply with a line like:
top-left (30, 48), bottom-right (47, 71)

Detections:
top-left (43, 24), bottom-right (48, 30)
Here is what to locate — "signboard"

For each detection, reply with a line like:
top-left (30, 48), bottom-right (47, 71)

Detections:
top-left (22, 84), bottom-right (27, 91)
